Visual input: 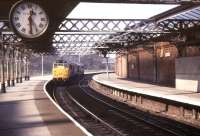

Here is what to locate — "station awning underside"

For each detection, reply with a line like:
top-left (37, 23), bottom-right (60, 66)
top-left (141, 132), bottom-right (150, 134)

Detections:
top-left (53, 3), bottom-right (200, 55)
top-left (0, 0), bottom-right (200, 55)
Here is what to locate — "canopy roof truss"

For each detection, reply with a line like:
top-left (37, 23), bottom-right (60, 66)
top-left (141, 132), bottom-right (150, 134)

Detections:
top-left (1, 3), bottom-right (200, 55)
top-left (2, 32), bottom-right (22, 44)
top-left (59, 18), bottom-right (147, 32)
top-left (53, 17), bottom-right (200, 55)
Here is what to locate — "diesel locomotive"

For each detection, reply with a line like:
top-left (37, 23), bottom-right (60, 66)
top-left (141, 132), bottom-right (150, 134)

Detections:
top-left (52, 60), bottom-right (84, 82)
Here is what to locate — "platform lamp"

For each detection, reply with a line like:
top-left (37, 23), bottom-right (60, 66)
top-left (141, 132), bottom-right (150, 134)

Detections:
top-left (41, 53), bottom-right (44, 77)
top-left (99, 48), bottom-right (110, 78)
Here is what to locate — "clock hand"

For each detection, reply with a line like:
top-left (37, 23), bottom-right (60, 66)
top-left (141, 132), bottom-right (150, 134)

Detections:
top-left (28, 10), bottom-right (33, 34)
top-left (31, 10), bottom-right (38, 33)
top-left (30, 9), bottom-right (39, 34)
top-left (28, 16), bottom-right (33, 34)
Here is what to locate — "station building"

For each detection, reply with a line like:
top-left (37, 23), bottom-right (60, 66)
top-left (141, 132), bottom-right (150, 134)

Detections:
top-left (115, 7), bottom-right (200, 92)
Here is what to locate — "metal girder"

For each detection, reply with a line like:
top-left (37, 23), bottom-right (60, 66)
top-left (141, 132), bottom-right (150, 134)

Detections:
top-left (58, 18), bottom-right (148, 32)
top-left (58, 18), bottom-right (200, 33)
top-left (98, 19), bottom-right (200, 50)
top-left (52, 32), bottom-right (114, 55)
top-left (101, 32), bottom-right (163, 43)
top-left (132, 19), bottom-right (200, 32)
top-left (54, 19), bottom-right (157, 54)
top-left (53, 42), bottom-right (96, 49)
top-left (55, 46), bottom-right (97, 55)
top-left (53, 33), bottom-right (111, 43)
top-left (157, 19), bottom-right (200, 31)
top-left (53, 43), bottom-right (99, 54)
top-left (0, 20), bottom-right (22, 45)
top-left (54, 18), bottom-right (200, 54)
top-left (2, 32), bottom-right (22, 43)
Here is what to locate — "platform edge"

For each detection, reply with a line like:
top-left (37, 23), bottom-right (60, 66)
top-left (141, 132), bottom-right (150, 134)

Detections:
top-left (43, 80), bottom-right (93, 136)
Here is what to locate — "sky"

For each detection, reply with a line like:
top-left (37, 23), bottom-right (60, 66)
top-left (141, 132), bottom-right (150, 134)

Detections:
top-left (67, 3), bottom-right (179, 19)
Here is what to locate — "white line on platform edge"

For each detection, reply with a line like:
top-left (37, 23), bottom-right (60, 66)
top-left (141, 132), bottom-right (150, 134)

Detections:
top-left (43, 80), bottom-right (93, 136)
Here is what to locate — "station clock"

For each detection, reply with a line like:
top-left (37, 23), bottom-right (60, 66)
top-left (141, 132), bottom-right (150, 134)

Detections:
top-left (9, 0), bottom-right (49, 39)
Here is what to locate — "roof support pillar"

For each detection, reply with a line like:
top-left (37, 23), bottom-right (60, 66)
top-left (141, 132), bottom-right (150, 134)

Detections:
top-left (41, 54), bottom-right (44, 77)
top-left (19, 50), bottom-right (23, 83)
top-left (24, 50), bottom-right (31, 81)
top-left (26, 53), bottom-right (30, 81)
top-left (10, 48), bottom-right (15, 86)
top-left (1, 44), bottom-right (6, 93)
top-left (15, 48), bottom-right (19, 83)
top-left (26, 59), bottom-right (30, 80)
top-left (6, 46), bottom-right (11, 87)
top-left (24, 53), bottom-right (27, 81)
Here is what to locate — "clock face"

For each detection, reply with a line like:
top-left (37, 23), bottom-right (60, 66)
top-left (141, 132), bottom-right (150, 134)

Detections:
top-left (9, 1), bottom-right (49, 39)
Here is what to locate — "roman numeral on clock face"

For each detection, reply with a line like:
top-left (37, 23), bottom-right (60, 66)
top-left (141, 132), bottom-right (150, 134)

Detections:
top-left (14, 17), bottom-right (19, 21)
top-left (41, 18), bottom-right (46, 21)
top-left (21, 28), bottom-right (26, 32)
top-left (16, 23), bottom-right (21, 28)
top-left (39, 23), bottom-right (44, 28)
top-left (16, 11), bottom-right (21, 14)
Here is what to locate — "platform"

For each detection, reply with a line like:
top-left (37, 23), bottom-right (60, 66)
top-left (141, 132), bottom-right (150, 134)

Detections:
top-left (0, 76), bottom-right (86, 136)
top-left (93, 73), bottom-right (200, 107)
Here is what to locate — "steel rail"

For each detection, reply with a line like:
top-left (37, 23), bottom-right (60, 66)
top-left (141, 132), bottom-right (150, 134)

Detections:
top-left (52, 83), bottom-right (125, 136)
top-left (65, 91), bottom-right (126, 136)
top-left (78, 78), bottom-right (183, 136)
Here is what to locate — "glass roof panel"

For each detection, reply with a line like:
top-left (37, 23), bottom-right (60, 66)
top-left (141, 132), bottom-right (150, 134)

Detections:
top-left (167, 6), bottom-right (200, 20)
top-left (67, 2), bottom-right (179, 19)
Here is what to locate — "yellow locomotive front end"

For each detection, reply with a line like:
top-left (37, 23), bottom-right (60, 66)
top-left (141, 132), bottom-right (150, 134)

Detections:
top-left (53, 66), bottom-right (70, 80)
top-left (52, 60), bottom-right (70, 81)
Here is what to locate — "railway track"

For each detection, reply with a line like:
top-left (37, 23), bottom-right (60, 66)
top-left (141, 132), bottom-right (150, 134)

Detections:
top-left (53, 87), bottom-right (124, 136)
top-left (50, 75), bottom-right (200, 136)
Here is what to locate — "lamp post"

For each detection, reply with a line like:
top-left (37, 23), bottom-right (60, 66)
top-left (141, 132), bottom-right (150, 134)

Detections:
top-left (41, 54), bottom-right (44, 77)
top-left (78, 53), bottom-right (81, 64)
top-left (102, 50), bottom-right (109, 78)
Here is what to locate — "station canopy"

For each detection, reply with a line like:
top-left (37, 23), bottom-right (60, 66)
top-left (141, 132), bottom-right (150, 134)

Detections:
top-left (0, 0), bottom-right (199, 55)
top-left (52, 3), bottom-right (187, 55)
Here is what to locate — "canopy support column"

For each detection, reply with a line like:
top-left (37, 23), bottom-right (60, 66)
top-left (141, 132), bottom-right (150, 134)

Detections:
top-left (19, 50), bottom-right (23, 83)
top-left (11, 48), bottom-right (15, 86)
top-left (41, 54), bottom-right (44, 77)
top-left (15, 49), bottom-right (19, 83)
top-left (6, 47), bottom-right (11, 87)
top-left (1, 44), bottom-right (6, 93)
